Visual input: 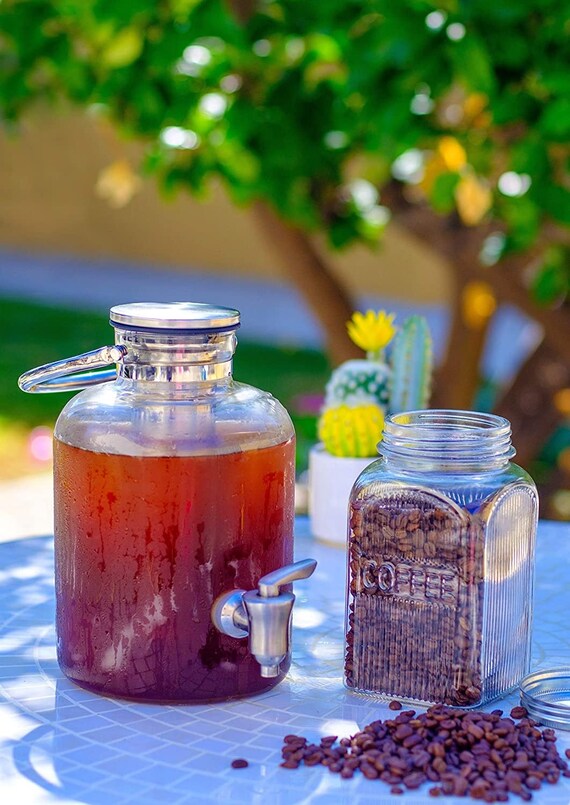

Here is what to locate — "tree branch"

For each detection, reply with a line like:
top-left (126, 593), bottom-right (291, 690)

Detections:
top-left (252, 201), bottom-right (360, 365)
top-left (382, 181), bottom-right (570, 364)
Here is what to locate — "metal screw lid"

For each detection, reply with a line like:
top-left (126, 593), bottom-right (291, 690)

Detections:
top-left (109, 302), bottom-right (240, 331)
top-left (519, 667), bottom-right (570, 730)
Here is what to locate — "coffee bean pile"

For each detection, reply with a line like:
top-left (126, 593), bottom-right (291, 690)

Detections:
top-left (347, 495), bottom-right (485, 705)
top-left (279, 704), bottom-right (570, 801)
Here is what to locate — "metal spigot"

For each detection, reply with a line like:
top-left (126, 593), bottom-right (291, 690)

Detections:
top-left (211, 558), bottom-right (317, 678)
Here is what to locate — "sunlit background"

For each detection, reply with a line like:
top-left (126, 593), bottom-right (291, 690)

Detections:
top-left (0, 0), bottom-right (569, 519)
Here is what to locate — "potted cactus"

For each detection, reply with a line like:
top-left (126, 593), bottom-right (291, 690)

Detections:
top-left (309, 310), bottom-right (433, 544)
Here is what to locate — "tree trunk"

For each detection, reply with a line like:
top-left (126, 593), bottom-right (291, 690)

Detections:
top-left (382, 183), bottom-right (492, 408)
top-left (252, 201), bottom-right (360, 365)
top-left (381, 181), bottom-right (570, 476)
top-left (432, 277), bottom-right (492, 409)
top-left (494, 340), bottom-right (570, 468)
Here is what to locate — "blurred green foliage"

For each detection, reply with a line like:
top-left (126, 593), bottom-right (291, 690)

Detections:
top-left (531, 246), bottom-right (570, 306)
top-left (0, 0), bottom-right (569, 292)
top-left (0, 299), bottom-right (111, 426)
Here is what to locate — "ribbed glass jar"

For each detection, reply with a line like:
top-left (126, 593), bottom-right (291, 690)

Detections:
top-left (345, 410), bottom-right (538, 708)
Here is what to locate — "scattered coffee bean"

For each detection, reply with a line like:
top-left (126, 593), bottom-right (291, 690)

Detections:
top-left (280, 758), bottom-right (299, 769)
top-left (361, 762), bottom-right (378, 780)
top-left (510, 706), bottom-right (528, 720)
top-left (279, 703), bottom-right (570, 800)
top-left (231, 758), bottom-right (249, 769)
top-left (284, 734), bottom-right (303, 743)
top-left (389, 700), bottom-right (402, 711)
top-left (565, 749), bottom-right (570, 760)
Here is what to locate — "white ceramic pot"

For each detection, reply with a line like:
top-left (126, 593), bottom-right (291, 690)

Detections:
top-left (308, 444), bottom-right (376, 546)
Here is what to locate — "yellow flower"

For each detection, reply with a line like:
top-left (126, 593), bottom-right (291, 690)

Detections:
top-left (438, 136), bottom-right (467, 172)
top-left (455, 171), bottom-right (492, 226)
top-left (95, 159), bottom-right (142, 208)
top-left (463, 93), bottom-right (492, 128)
top-left (347, 310), bottom-right (396, 356)
top-left (462, 281), bottom-right (496, 329)
top-left (417, 134), bottom-right (491, 225)
top-left (420, 136), bottom-right (468, 196)
top-left (463, 93), bottom-right (487, 121)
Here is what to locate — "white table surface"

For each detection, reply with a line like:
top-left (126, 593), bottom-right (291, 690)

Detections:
top-left (1, 518), bottom-right (569, 804)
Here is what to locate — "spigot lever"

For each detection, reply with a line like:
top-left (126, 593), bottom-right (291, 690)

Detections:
top-left (258, 558), bottom-right (318, 597)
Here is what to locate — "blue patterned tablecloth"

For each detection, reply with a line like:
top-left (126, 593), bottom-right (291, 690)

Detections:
top-left (0, 518), bottom-right (569, 804)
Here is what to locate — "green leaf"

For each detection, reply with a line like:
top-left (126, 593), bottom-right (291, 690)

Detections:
top-left (490, 32), bottom-right (529, 68)
top-left (539, 71), bottom-right (570, 96)
top-left (492, 90), bottom-right (536, 125)
top-left (452, 36), bottom-right (496, 95)
top-left (328, 215), bottom-right (359, 249)
top-left (531, 248), bottom-right (569, 305)
top-left (430, 172), bottom-right (460, 214)
top-left (91, 23), bottom-right (116, 48)
top-left (168, 0), bottom-right (203, 23)
top-left (355, 208), bottom-right (389, 244)
top-left (540, 98), bottom-right (570, 140)
top-left (500, 196), bottom-right (541, 250)
top-left (218, 142), bottom-right (260, 185)
top-left (305, 33), bottom-right (343, 63)
top-left (510, 136), bottom-right (549, 178)
top-left (101, 28), bottom-right (143, 69)
top-left (534, 183), bottom-right (570, 225)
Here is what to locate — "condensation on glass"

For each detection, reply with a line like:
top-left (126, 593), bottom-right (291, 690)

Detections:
top-left (345, 410), bottom-right (538, 708)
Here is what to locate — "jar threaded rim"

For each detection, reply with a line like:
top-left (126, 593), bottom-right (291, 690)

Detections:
top-left (379, 409), bottom-right (515, 471)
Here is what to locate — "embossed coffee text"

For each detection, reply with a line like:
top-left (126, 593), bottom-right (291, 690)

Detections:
top-left (357, 558), bottom-right (459, 604)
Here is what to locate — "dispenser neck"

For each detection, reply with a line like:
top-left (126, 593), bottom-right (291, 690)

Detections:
top-left (114, 327), bottom-right (236, 383)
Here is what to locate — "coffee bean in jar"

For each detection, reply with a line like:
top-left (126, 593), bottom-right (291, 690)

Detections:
top-left (345, 411), bottom-right (538, 708)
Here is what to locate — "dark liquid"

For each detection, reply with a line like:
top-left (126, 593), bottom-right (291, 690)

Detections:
top-left (54, 438), bottom-right (295, 702)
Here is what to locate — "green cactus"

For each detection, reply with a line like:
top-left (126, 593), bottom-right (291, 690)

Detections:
top-left (317, 309), bottom-right (433, 458)
top-left (318, 404), bottom-right (385, 457)
top-left (388, 315), bottom-right (433, 413)
top-left (324, 359), bottom-right (390, 410)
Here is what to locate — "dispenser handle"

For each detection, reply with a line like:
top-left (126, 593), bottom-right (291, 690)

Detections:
top-left (257, 558), bottom-right (317, 598)
top-left (18, 345), bottom-right (127, 393)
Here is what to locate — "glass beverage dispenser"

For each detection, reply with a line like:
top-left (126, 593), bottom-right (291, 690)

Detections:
top-left (20, 302), bottom-right (315, 703)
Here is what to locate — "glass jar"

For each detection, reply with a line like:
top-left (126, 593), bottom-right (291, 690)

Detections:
top-left (345, 410), bottom-right (538, 708)
top-left (21, 303), bottom-right (298, 703)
